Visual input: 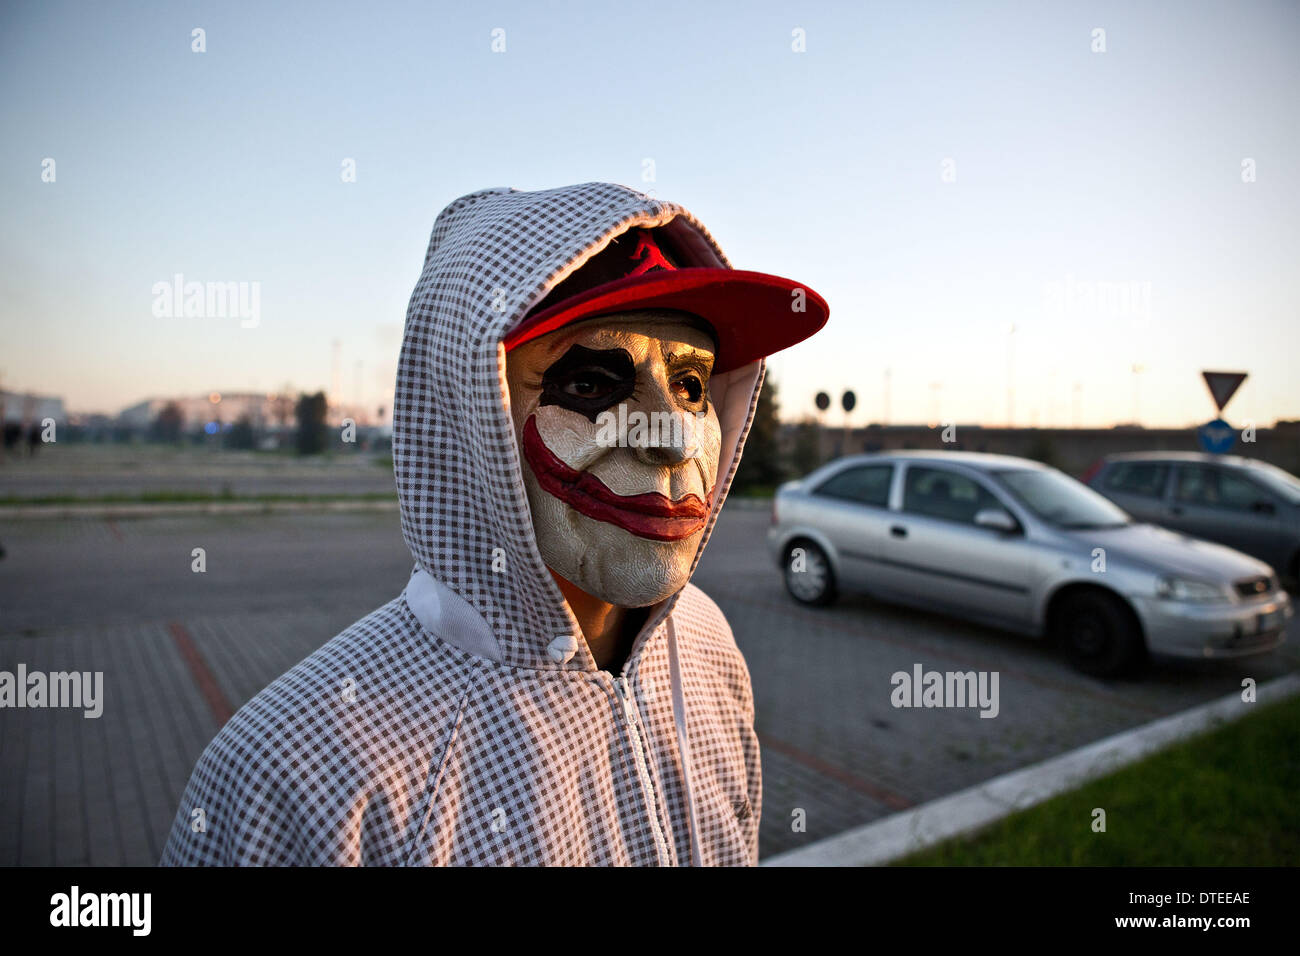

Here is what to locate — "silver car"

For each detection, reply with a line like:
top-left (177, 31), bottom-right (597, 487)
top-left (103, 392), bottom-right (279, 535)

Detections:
top-left (767, 451), bottom-right (1293, 677)
top-left (1085, 452), bottom-right (1300, 588)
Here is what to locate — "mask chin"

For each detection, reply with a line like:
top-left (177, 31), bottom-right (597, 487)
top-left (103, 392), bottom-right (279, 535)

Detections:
top-left (525, 478), bottom-right (698, 608)
top-left (549, 548), bottom-right (687, 609)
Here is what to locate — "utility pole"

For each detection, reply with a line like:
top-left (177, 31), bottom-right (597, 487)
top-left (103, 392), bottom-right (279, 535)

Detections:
top-left (1131, 363), bottom-right (1145, 425)
top-left (883, 368), bottom-right (892, 426)
top-left (331, 339), bottom-right (342, 419)
top-left (1006, 323), bottom-right (1017, 427)
top-left (353, 360), bottom-right (363, 421)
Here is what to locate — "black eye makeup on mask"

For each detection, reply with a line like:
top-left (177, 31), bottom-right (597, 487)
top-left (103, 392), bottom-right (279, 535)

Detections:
top-left (539, 345), bottom-right (637, 423)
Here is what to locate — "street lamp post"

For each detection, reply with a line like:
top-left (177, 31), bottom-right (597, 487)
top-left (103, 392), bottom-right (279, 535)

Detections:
top-left (1006, 323), bottom-right (1017, 427)
top-left (1131, 363), bottom-right (1145, 425)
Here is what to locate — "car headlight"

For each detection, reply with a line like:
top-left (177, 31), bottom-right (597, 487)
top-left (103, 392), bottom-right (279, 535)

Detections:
top-left (1155, 576), bottom-right (1231, 603)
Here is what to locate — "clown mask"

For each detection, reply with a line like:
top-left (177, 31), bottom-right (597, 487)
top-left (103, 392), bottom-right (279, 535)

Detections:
top-left (505, 310), bottom-right (723, 608)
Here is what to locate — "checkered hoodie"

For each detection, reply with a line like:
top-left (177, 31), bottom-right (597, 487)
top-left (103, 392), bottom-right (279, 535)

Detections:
top-left (160, 183), bottom-right (764, 866)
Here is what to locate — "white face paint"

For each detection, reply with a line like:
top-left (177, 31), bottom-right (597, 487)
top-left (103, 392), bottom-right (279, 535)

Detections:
top-left (505, 310), bottom-right (723, 608)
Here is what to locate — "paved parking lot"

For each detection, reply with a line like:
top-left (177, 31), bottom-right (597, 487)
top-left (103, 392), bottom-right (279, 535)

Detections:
top-left (2, 505), bottom-right (1296, 863)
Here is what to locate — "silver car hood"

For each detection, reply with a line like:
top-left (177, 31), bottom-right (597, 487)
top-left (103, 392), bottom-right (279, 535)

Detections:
top-left (1065, 522), bottom-right (1272, 581)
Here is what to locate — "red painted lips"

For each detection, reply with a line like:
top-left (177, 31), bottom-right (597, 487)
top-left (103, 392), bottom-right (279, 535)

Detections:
top-left (521, 416), bottom-right (712, 541)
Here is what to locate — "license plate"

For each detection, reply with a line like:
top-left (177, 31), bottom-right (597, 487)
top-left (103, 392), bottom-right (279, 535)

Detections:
top-left (1256, 609), bottom-right (1283, 634)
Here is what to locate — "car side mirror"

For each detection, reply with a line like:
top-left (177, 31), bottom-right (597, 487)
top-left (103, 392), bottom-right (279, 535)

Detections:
top-left (1252, 500), bottom-right (1275, 516)
top-left (974, 508), bottom-right (1019, 533)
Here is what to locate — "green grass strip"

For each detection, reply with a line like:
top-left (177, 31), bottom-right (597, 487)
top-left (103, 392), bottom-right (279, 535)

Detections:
top-left (894, 694), bottom-right (1300, 866)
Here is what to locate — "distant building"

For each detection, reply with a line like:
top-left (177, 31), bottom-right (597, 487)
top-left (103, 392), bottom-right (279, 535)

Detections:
top-left (778, 421), bottom-right (1300, 479)
top-left (116, 392), bottom-right (381, 430)
top-left (0, 389), bottom-right (67, 426)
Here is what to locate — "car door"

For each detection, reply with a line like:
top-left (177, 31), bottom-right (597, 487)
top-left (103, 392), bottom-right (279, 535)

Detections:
top-left (806, 462), bottom-right (895, 593)
top-left (1096, 459), bottom-right (1173, 523)
top-left (1169, 463), bottom-right (1288, 569)
top-left (878, 463), bottom-right (1033, 623)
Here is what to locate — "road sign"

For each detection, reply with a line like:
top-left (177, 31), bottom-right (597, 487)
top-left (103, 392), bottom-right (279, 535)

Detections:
top-left (1197, 418), bottom-right (1236, 454)
top-left (1201, 371), bottom-right (1247, 412)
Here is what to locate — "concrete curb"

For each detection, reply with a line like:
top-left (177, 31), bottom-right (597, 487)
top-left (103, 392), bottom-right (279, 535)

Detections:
top-left (762, 671), bottom-right (1300, 867)
top-left (0, 499), bottom-right (399, 519)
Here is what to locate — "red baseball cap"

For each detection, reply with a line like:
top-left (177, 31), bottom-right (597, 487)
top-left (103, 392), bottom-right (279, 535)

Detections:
top-left (503, 227), bottom-right (828, 374)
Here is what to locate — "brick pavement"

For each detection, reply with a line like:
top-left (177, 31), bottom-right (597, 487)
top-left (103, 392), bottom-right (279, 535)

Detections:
top-left (0, 607), bottom-right (361, 865)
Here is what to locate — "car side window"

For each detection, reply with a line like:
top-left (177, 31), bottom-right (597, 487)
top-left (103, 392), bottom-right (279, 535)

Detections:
top-left (1103, 461), bottom-right (1170, 499)
top-left (902, 466), bottom-right (1002, 525)
top-left (1176, 466), bottom-right (1268, 512)
top-left (814, 464), bottom-right (893, 508)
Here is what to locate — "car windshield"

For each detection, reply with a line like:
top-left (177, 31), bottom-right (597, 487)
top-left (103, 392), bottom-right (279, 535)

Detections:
top-left (994, 468), bottom-right (1132, 529)
top-left (1245, 461), bottom-right (1300, 504)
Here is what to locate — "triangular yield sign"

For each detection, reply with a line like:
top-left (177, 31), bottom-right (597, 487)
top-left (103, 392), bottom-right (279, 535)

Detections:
top-left (1201, 371), bottom-right (1247, 412)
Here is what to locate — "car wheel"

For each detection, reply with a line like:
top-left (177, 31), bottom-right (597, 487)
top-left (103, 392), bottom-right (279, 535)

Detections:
top-left (784, 540), bottom-right (837, 606)
top-left (1056, 591), bottom-right (1146, 678)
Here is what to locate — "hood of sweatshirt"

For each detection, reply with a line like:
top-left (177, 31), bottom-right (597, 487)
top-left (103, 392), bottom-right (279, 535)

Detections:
top-left (393, 182), bottom-right (763, 673)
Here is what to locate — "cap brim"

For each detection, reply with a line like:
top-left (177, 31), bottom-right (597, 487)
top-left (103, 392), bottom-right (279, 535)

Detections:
top-left (503, 269), bottom-right (829, 374)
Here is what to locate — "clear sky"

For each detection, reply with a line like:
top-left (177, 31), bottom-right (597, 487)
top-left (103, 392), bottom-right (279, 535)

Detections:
top-left (2, 0), bottom-right (1297, 428)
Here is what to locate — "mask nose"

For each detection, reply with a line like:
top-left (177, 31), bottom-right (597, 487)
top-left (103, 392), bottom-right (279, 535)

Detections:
top-left (631, 436), bottom-right (693, 467)
top-left (625, 384), bottom-right (700, 467)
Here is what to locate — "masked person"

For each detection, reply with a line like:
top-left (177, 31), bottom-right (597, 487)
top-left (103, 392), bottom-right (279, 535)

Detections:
top-left (160, 183), bottom-right (828, 866)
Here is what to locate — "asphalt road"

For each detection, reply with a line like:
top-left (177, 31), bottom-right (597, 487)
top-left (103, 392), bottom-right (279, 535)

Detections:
top-left (1, 505), bottom-right (1296, 861)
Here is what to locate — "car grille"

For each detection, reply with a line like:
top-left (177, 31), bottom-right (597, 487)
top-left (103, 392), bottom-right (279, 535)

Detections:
top-left (1233, 576), bottom-right (1272, 599)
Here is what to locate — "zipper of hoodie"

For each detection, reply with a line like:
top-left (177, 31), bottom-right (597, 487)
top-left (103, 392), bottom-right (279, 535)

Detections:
top-left (613, 675), bottom-right (672, 866)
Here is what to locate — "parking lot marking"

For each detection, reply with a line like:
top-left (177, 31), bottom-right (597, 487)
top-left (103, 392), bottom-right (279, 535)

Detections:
top-left (167, 621), bottom-right (233, 727)
top-left (760, 733), bottom-right (912, 811)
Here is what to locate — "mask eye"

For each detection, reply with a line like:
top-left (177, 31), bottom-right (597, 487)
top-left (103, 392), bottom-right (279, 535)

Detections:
top-left (671, 373), bottom-right (705, 406)
top-left (563, 369), bottom-right (621, 400)
top-left (539, 345), bottom-right (637, 423)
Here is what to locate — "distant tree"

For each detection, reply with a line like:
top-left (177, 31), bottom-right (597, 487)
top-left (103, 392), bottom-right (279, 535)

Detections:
top-left (272, 384), bottom-right (296, 427)
top-left (732, 375), bottom-right (782, 493)
top-left (225, 414), bottom-right (256, 450)
top-left (295, 391), bottom-right (328, 455)
top-left (790, 418), bottom-right (822, 478)
top-left (150, 402), bottom-right (184, 443)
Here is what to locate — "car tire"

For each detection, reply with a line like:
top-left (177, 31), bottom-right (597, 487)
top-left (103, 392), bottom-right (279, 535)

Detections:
top-left (1056, 591), bottom-right (1146, 678)
top-left (783, 540), bottom-right (837, 607)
